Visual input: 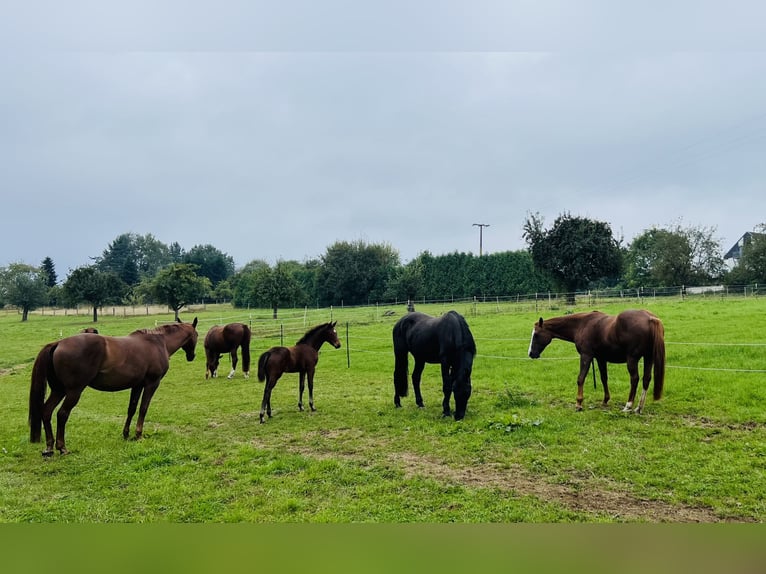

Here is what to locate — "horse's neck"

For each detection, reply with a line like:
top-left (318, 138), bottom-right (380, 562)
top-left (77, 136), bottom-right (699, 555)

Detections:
top-left (545, 316), bottom-right (586, 342)
top-left (163, 327), bottom-right (190, 355)
top-left (301, 337), bottom-right (325, 351)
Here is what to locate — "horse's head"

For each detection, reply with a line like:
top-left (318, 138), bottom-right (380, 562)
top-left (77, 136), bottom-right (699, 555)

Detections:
top-left (205, 351), bottom-right (221, 379)
top-left (182, 317), bottom-right (199, 362)
top-left (452, 349), bottom-right (474, 421)
top-left (325, 321), bottom-right (342, 349)
top-left (528, 317), bottom-right (553, 359)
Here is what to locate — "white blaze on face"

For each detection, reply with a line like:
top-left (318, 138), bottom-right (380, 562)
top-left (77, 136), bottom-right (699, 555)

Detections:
top-left (528, 327), bottom-right (536, 356)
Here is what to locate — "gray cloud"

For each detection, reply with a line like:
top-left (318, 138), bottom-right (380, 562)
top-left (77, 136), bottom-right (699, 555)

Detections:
top-left (3, 3), bottom-right (766, 276)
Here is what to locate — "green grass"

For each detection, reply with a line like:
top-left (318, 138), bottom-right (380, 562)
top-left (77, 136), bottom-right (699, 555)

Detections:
top-left (1, 297), bottom-right (766, 522)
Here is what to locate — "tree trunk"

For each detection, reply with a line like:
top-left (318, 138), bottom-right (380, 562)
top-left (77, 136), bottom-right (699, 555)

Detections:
top-left (272, 305), bottom-right (278, 319)
top-left (22, 307), bottom-right (29, 322)
top-left (92, 306), bottom-right (99, 322)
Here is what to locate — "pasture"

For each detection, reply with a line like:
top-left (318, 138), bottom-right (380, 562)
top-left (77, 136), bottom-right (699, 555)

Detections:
top-left (1, 296), bottom-right (765, 523)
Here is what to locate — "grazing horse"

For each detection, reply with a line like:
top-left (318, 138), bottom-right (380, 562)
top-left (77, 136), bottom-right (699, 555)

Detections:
top-left (81, 327), bottom-right (99, 334)
top-left (528, 309), bottom-right (665, 413)
top-left (29, 318), bottom-right (198, 456)
top-left (257, 321), bottom-right (341, 424)
top-left (392, 310), bottom-right (476, 421)
top-left (204, 323), bottom-right (252, 379)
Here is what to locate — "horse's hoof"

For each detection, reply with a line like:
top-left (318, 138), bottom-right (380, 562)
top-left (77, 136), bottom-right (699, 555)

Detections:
top-left (42, 450), bottom-right (54, 458)
top-left (575, 405), bottom-right (583, 412)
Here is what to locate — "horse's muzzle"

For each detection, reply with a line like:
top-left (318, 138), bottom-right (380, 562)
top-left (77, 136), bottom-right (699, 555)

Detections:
top-left (529, 352), bottom-right (540, 359)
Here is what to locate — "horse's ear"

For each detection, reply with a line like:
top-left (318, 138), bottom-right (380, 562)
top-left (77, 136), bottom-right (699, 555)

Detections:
top-left (331, 321), bottom-right (337, 327)
top-left (192, 317), bottom-right (198, 328)
top-left (537, 317), bottom-right (543, 327)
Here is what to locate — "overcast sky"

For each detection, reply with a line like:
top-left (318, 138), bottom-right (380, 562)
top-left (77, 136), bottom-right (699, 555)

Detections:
top-left (3, 1), bottom-right (766, 277)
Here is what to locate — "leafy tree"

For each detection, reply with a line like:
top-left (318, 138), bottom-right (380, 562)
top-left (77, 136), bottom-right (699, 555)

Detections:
top-left (63, 266), bottom-right (126, 322)
top-left (625, 223), bottom-right (724, 288)
top-left (523, 212), bottom-right (622, 303)
top-left (211, 279), bottom-right (233, 303)
top-left (232, 261), bottom-right (303, 318)
top-left (0, 263), bottom-right (49, 321)
top-left (183, 244), bottom-right (235, 286)
top-left (148, 263), bottom-right (211, 321)
top-left (97, 232), bottom-right (173, 284)
top-left (317, 240), bottom-right (400, 306)
top-left (385, 258), bottom-right (424, 302)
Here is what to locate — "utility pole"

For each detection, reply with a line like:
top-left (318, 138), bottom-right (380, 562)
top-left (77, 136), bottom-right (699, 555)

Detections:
top-left (472, 223), bottom-right (490, 256)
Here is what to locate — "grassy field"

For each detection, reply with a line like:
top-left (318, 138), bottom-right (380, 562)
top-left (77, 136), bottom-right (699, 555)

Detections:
top-left (1, 296), bottom-right (765, 523)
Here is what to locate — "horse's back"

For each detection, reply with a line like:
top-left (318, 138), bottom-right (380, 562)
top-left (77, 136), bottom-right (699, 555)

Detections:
top-left (96, 334), bottom-right (169, 388)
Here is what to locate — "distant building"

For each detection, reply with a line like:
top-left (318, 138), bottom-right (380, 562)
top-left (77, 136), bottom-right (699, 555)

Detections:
top-left (724, 232), bottom-right (766, 266)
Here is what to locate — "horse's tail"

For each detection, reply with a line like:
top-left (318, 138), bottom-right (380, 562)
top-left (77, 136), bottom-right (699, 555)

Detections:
top-left (651, 317), bottom-right (666, 400)
top-left (241, 324), bottom-right (252, 373)
top-left (392, 322), bottom-right (409, 397)
top-left (257, 351), bottom-right (270, 382)
top-left (29, 342), bottom-right (56, 443)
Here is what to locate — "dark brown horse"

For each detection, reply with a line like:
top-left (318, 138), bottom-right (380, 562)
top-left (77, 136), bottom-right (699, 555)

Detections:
top-left (81, 327), bottom-right (99, 334)
top-left (204, 323), bottom-right (251, 380)
top-left (528, 310), bottom-right (665, 413)
top-left (29, 318), bottom-right (198, 456)
top-left (257, 321), bottom-right (341, 424)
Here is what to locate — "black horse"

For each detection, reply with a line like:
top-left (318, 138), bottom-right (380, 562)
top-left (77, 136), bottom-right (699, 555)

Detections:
top-left (392, 310), bottom-right (476, 420)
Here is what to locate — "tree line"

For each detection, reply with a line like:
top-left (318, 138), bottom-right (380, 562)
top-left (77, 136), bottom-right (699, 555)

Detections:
top-left (2, 215), bottom-right (765, 322)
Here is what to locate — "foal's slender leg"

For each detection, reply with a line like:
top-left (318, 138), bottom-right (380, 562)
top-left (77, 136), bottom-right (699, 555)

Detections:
top-left (596, 358), bottom-right (610, 406)
top-left (440, 362), bottom-right (453, 417)
top-left (260, 375), bottom-right (280, 423)
top-left (41, 390), bottom-right (65, 457)
top-left (412, 360), bottom-right (426, 408)
top-left (123, 386), bottom-right (143, 439)
top-left (635, 356), bottom-right (654, 414)
top-left (622, 358), bottom-right (640, 412)
top-left (298, 371), bottom-right (306, 411)
top-left (134, 380), bottom-right (160, 439)
top-left (55, 390), bottom-right (85, 455)
top-left (307, 367), bottom-right (316, 412)
top-left (228, 350), bottom-right (238, 379)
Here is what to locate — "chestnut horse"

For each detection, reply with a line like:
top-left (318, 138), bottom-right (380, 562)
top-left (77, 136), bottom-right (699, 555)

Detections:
top-left (257, 321), bottom-right (341, 424)
top-left (393, 310), bottom-right (476, 421)
top-left (204, 322), bottom-right (251, 379)
top-left (528, 310), bottom-right (665, 413)
top-left (29, 318), bottom-right (198, 456)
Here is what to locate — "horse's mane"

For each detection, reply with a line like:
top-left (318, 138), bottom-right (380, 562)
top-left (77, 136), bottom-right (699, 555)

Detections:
top-left (130, 323), bottom-right (184, 337)
top-left (297, 322), bottom-right (332, 345)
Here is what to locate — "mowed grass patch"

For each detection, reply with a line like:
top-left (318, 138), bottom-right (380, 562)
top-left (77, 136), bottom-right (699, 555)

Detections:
top-left (1, 297), bottom-right (765, 522)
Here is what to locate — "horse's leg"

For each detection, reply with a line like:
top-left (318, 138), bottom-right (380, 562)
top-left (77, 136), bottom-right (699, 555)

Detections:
top-left (54, 390), bottom-right (85, 455)
top-left (228, 350), bottom-right (238, 379)
top-left (635, 355), bottom-right (654, 414)
top-left (134, 381), bottom-right (160, 439)
top-left (622, 357), bottom-right (641, 412)
top-left (307, 367), bottom-right (316, 412)
top-left (298, 371), bottom-right (306, 411)
top-left (412, 360), bottom-right (426, 408)
top-left (440, 362), bottom-right (452, 417)
top-left (596, 358), bottom-right (610, 406)
top-left (575, 355), bottom-right (592, 411)
top-left (123, 386), bottom-right (143, 439)
top-left (260, 375), bottom-right (280, 423)
top-left (41, 389), bottom-right (65, 457)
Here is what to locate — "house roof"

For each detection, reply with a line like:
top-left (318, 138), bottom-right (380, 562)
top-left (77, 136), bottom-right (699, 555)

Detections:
top-left (724, 232), bottom-right (766, 259)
